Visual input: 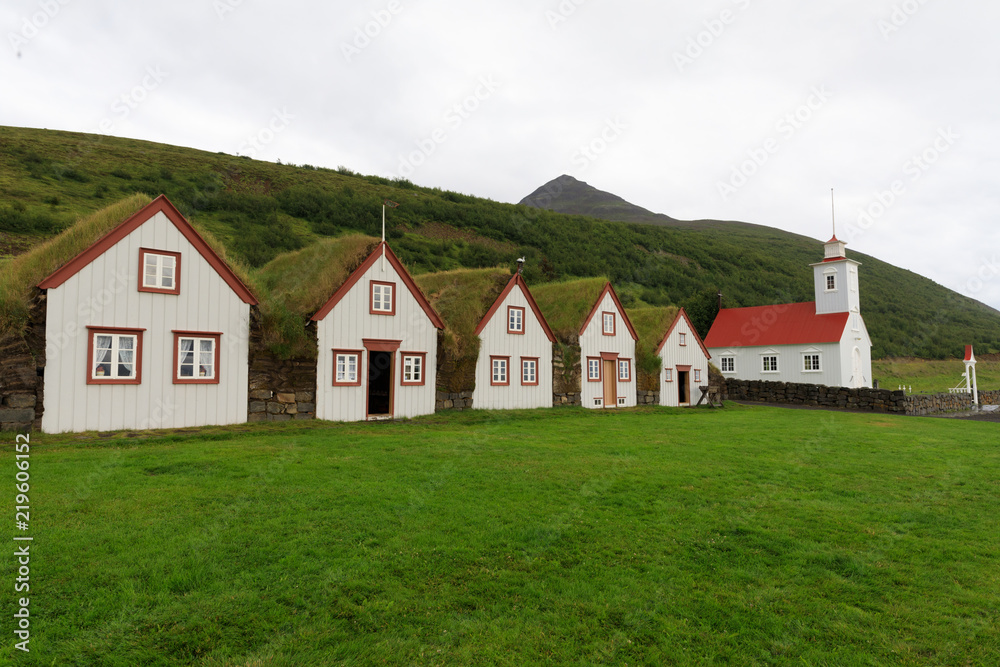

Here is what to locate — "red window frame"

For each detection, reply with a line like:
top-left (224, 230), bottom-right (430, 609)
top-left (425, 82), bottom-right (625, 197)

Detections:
top-left (332, 349), bottom-right (363, 386)
top-left (520, 356), bottom-right (539, 386)
top-left (694, 369), bottom-right (702, 383)
top-left (618, 358), bottom-right (632, 382)
top-left (586, 356), bottom-right (602, 382)
top-left (400, 351), bottom-right (427, 386)
top-left (490, 355), bottom-right (510, 386)
top-left (172, 330), bottom-right (222, 385)
top-left (370, 280), bottom-right (396, 316)
top-left (602, 311), bottom-right (616, 336)
top-left (679, 333), bottom-right (687, 346)
top-left (664, 368), bottom-right (674, 382)
top-left (507, 306), bottom-right (525, 334)
top-left (138, 248), bottom-right (181, 295)
top-left (86, 326), bottom-right (145, 385)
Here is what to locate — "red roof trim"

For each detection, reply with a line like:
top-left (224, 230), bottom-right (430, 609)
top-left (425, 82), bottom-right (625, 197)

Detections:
top-left (579, 282), bottom-right (638, 340)
top-left (474, 273), bottom-right (556, 342)
top-left (704, 302), bottom-right (849, 348)
top-left (38, 195), bottom-right (257, 305)
top-left (656, 307), bottom-right (711, 360)
top-left (310, 241), bottom-right (444, 328)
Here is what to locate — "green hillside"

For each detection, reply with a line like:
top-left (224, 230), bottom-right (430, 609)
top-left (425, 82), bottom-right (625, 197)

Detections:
top-left (1, 125), bottom-right (998, 359)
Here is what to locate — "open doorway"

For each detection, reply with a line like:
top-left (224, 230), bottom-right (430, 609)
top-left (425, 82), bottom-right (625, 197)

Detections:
top-left (367, 350), bottom-right (393, 418)
top-left (677, 370), bottom-right (689, 405)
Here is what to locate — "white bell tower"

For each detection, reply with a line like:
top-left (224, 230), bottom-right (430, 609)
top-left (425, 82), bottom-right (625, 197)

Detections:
top-left (810, 236), bottom-right (861, 315)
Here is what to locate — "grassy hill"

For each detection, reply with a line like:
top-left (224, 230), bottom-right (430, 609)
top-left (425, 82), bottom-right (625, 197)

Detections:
top-left (2, 125), bottom-right (998, 359)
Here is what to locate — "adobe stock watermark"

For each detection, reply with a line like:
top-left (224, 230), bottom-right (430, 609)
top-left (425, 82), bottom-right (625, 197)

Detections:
top-left (395, 75), bottom-right (500, 178)
top-left (842, 126), bottom-right (959, 244)
top-left (237, 108), bottom-right (294, 159)
top-left (965, 254), bottom-right (1000, 298)
top-left (716, 85), bottom-right (832, 201)
top-left (7, 0), bottom-right (73, 55)
top-left (545, 0), bottom-right (588, 30)
top-left (674, 0), bottom-right (753, 73)
top-left (341, 1), bottom-right (403, 63)
top-left (571, 117), bottom-right (628, 172)
top-left (878, 0), bottom-right (931, 39)
top-left (213, 0), bottom-right (244, 20)
top-left (45, 269), bottom-right (131, 361)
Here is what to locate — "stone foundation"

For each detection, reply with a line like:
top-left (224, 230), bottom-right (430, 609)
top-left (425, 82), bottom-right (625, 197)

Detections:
top-left (0, 291), bottom-right (46, 432)
top-left (552, 392), bottom-right (582, 406)
top-left (435, 391), bottom-right (473, 411)
top-left (637, 389), bottom-right (659, 405)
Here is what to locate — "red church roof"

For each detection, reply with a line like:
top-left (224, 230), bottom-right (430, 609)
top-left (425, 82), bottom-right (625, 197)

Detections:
top-left (704, 302), bottom-right (848, 349)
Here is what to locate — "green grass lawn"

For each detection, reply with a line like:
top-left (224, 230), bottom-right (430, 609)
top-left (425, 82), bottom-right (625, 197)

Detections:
top-left (873, 356), bottom-right (1000, 394)
top-left (4, 405), bottom-right (999, 665)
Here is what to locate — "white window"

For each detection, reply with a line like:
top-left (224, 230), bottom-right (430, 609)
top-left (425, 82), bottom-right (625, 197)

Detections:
top-left (139, 249), bottom-right (180, 293)
top-left (402, 354), bottom-right (424, 385)
top-left (587, 358), bottom-right (601, 381)
top-left (762, 356), bottom-right (779, 372)
top-left (594, 398), bottom-right (603, 407)
top-left (720, 357), bottom-right (735, 373)
top-left (803, 354), bottom-right (821, 372)
top-left (618, 359), bottom-right (630, 381)
top-left (694, 369), bottom-right (702, 382)
top-left (92, 332), bottom-right (138, 380)
top-left (371, 282), bottom-right (394, 314)
top-left (665, 368), bottom-right (673, 382)
top-left (491, 357), bottom-right (509, 385)
top-left (679, 333), bottom-right (687, 346)
top-left (825, 271), bottom-right (837, 291)
top-left (617, 397), bottom-right (626, 406)
top-left (602, 312), bottom-right (615, 335)
top-left (508, 306), bottom-right (524, 333)
top-left (334, 351), bottom-right (360, 385)
top-left (521, 358), bottom-right (537, 385)
top-left (177, 336), bottom-right (216, 381)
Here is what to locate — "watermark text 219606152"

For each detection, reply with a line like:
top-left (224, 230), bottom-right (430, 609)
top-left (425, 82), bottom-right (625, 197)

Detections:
top-left (13, 433), bottom-right (32, 653)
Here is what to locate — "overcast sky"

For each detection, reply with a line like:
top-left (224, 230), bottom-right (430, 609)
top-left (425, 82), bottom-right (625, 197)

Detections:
top-left (4, 0), bottom-right (999, 311)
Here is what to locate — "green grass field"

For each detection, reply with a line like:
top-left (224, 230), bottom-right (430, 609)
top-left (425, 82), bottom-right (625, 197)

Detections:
top-left (873, 356), bottom-right (1000, 395)
top-left (4, 405), bottom-right (999, 665)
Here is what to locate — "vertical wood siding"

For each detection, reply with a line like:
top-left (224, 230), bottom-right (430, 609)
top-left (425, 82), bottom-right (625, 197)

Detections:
top-left (42, 211), bottom-right (250, 433)
top-left (315, 257), bottom-right (438, 422)
top-left (473, 284), bottom-right (552, 410)
top-left (579, 292), bottom-right (636, 409)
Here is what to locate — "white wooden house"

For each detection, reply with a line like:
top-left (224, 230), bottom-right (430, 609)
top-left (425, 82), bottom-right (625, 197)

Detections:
top-left (472, 270), bottom-right (556, 410)
top-left (579, 282), bottom-right (638, 409)
top-left (311, 241), bottom-right (444, 421)
top-left (656, 308), bottom-right (712, 406)
top-left (37, 195), bottom-right (258, 433)
top-left (705, 236), bottom-right (873, 388)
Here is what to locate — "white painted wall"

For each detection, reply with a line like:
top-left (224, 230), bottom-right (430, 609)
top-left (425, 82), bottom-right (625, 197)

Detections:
top-left (659, 316), bottom-right (711, 407)
top-left (42, 211), bottom-right (250, 433)
top-left (579, 291), bottom-right (636, 409)
top-left (711, 340), bottom-right (848, 387)
top-left (812, 259), bottom-right (861, 315)
top-left (315, 256), bottom-right (438, 422)
top-left (473, 283), bottom-right (553, 410)
top-left (838, 314), bottom-right (873, 388)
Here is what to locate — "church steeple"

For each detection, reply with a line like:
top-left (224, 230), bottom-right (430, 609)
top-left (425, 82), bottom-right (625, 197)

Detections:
top-left (811, 236), bottom-right (861, 315)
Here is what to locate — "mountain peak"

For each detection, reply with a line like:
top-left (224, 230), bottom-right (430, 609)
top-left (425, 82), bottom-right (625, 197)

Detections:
top-left (519, 175), bottom-right (681, 226)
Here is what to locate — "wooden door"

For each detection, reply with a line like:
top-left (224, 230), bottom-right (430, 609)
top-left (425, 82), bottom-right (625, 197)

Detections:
top-left (603, 360), bottom-right (616, 408)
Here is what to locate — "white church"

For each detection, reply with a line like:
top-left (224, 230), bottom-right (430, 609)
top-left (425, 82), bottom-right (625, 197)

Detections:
top-left (705, 235), bottom-right (873, 388)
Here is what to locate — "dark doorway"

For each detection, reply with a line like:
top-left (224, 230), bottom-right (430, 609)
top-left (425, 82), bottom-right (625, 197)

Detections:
top-left (678, 370), bottom-right (690, 405)
top-left (367, 351), bottom-right (393, 417)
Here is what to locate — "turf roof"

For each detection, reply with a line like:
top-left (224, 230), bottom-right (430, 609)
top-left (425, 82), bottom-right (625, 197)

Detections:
top-left (529, 277), bottom-right (608, 344)
top-left (0, 194), bottom-right (159, 340)
top-left (627, 305), bottom-right (680, 385)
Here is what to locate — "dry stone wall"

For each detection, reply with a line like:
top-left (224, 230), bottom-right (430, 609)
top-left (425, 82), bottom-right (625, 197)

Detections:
top-left (247, 308), bottom-right (316, 422)
top-left (0, 292), bottom-right (46, 431)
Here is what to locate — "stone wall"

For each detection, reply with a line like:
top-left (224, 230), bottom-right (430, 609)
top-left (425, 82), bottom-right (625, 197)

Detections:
top-left (435, 391), bottom-right (473, 411)
top-left (0, 291), bottom-right (46, 432)
top-left (637, 389), bottom-right (659, 405)
top-left (721, 378), bottom-right (907, 413)
top-left (721, 378), bottom-right (999, 416)
top-left (247, 308), bottom-right (316, 422)
top-left (553, 391), bottom-right (582, 407)
top-left (904, 389), bottom-right (1000, 416)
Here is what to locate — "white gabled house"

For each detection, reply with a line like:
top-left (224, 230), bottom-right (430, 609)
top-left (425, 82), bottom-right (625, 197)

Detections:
top-left (37, 195), bottom-right (258, 433)
top-left (656, 307), bottom-right (712, 406)
top-left (579, 282), bottom-right (638, 409)
top-left (473, 269), bottom-right (556, 410)
top-left (705, 236), bottom-right (873, 388)
top-left (311, 241), bottom-right (444, 421)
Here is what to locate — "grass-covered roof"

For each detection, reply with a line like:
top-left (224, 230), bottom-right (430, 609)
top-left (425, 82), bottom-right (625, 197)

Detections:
top-left (530, 277), bottom-right (609, 344)
top-left (627, 305), bottom-right (680, 384)
top-left (254, 234), bottom-right (380, 357)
